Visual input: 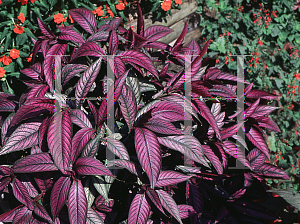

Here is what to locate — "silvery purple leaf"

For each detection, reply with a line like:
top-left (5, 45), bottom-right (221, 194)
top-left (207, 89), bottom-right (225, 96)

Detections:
top-left (69, 8), bottom-right (97, 34)
top-left (48, 111), bottom-right (72, 174)
top-left (128, 190), bottom-right (151, 224)
top-left (0, 121), bottom-right (42, 156)
top-left (156, 171), bottom-right (192, 187)
top-left (13, 153), bottom-right (58, 173)
top-left (50, 176), bottom-right (72, 219)
top-left (68, 179), bottom-right (88, 224)
top-left (156, 189), bottom-right (183, 224)
top-left (135, 128), bottom-right (161, 188)
top-left (74, 157), bottom-right (114, 177)
top-left (11, 178), bottom-right (34, 210)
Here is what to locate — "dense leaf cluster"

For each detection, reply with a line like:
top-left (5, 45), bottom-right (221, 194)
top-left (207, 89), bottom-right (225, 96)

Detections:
top-left (0, 5), bottom-right (289, 224)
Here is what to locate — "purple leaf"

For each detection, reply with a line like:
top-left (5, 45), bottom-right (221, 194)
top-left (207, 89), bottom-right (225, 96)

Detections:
top-left (256, 116), bottom-right (281, 132)
top-left (245, 89), bottom-right (278, 100)
top-left (128, 190), bottom-right (151, 224)
top-left (86, 208), bottom-right (105, 224)
top-left (13, 206), bottom-right (32, 224)
top-left (244, 98), bottom-right (260, 118)
top-left (245, 127), bottom-right (270, 160)
top-left (74, 157), bottom-right (114, 177)
top-left (1, 113), bottom-right (15, 145)
top-left (135, 127), bottom-right (161, 188)
top-left (69, 109), bottom-right (93, 129)
top-left (157, 135), bottom-right (209, 167)
top-left (72, 42), bottom-right (105, 60)
top-left (209, 85), bottom-right (237, 98)
top-left (62, 64), bottom-right (88, 86)
top-left (186, 40), bottom-right (201, 61)
top-left (38, 116), bottom-right (50, 151)
top-left (254, 164), bottom-right (289, 179)
top-left (145, 189), bottom-right (165, 215)
top-left (144, 25), bottom-right (172, 42)
top-left (11, 178), bottom-right (34, 210)
top-left (250, 105), bottom-right (279, 119)
top-left (27, 85), bottom-right (49, 99)
top-left (37, 18), bottom-right (55, 39)
top-left (97, 97), bottom-right (107, 128)
top-left (68, 8), bottom-right (97, 34)
top-left (156, 171), bottom-right (192, 187)
top-left (48, 111), bottom-right (72, 174)
top-left (119, 50), bottom-right (158, 79)
top-left (105, 137), bottom-right (130, 160)
top-left (81, 134), bottom-right (102, 158)
top-left (87, 100), bottom-right (98, 125)
top-left (202, 145), bottom-right (223, 174)
top-left (178, 204), bottom-right (196, 219)
top-left (143, 41), bottom-right (170, 50)
top-left (118, 85), bottom-right (137, 133)
top-left (68, 179), bottom-right (88, 224)
top-left (222, 141), bottom-right (251, 169)
top-left (156, 189), bottom-right (183, 224)
top-left (173, 20), bottom-right (188, 48)
top-left (0, 205), bottom-right (22, 222)
top-left (20, 63), bottom-right (42, 81)
top-left (175, 165), bottom-right (201, 174)
top-left (71, 128), bottom-right (95, 164)
top-left (137, 4), bottom-right (144, 36)
top-left (109, 30), bottom-right (118, 55)
top-left (247, 148), bottom-right (266, 169)
top-left (34, 172), bottom-right (54, 195)
top-left (0, 121), bottom-right (42, 156)
top-left (43, 44), bottom-right (68, 93)
top-left (75, 57), bottom-right (102, 105)
top-left (144, 118), bottom-right (183, 135)
top-left (58, 29), bottom-right (85, 43)
top-left (193, 98), bottom-right (221, 140)
top-left (50, 176), bottom-right (72, 219)
top-left (13, 153), bottom-right (58, 173)
top-left (0, 100), bottom-right (16, 112)
top-left (87, 31), bottom-right (109, 42)
top-left (34, 201), bottom-right (53, 223)
top-left (106, 159), bottom-right (140, 177)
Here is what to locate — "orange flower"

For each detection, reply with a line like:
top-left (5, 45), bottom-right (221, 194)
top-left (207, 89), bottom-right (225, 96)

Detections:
top-left (92, 7), bottom-right (103, 16)
top-left (54, 13), bottom-right (64, 24)
top-left (9, 49), bottom-right (20, 59)
top-left (0, 67), bottom-right (5, 78)
top-left (18, 13), bottom-right (25, 23)
top-left (107, 8), bottom-right (114, 17)
top-left (18, 0), bottom-right (28, 5)
top-left (26, 53), bottom-right (32, 62)
top-left (13, 25), bottom-right (24, 34)
top-left (130, 26), bottom-right (135, 31)
top-left (69, 14), bottom-right (75, 23)
top-left (161, 1), bottom-right (171, 11)
top-left (0, 56), bottom-right (12, 65)
top-left (116, 1), bottom-right (125, 10)
top-left (175, 0), bottom-right (182, 4)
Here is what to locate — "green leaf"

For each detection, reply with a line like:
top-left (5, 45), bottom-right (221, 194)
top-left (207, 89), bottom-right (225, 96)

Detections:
top-left (48, 0), bottom-right (58, 8)
top-left (4, 33), bottom-right (11, 51)
top-left (20, 5), bottom-right (28, 18)
top-left (16, 32), bottom-right (28, 46)
top-left (271, 25), bottom-right (279, 37)
top-left (16, 57), bottom-right (24, 69)
top-left (71, 0), bottom-right (78, 8)
top-left (24, 28), bottom-right (38, 41)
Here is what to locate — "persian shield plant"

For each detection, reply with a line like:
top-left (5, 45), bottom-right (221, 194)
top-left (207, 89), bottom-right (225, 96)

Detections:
top-left (0, 5), bottom-right (289, 224)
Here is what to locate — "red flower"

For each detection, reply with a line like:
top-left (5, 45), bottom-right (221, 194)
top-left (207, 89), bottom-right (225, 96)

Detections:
top-left (30, 0), bottom-right (36, 2)
top-left (18, 13), bottom-right (25, 23)
top-left (26, 53), bottom-right (32, 62)
top-left (13, 25), bottom-right (24, 34)
top-left (0, 56), bottom-right (12, 66)
top-left (161, 1), bottom-right (171, 11)
top-left (175, 0), bottom-right (182, 4)
top-left (0, 67), bottom-right (5, 78)
top-left (92, 7), bottom-right (103, 16)
top-left (9, 49), bottom-right (20, 59)
top-left (227, 32), bottom-right (231, 36)
top-left (216, 59), bottom-right (219, 63)
top-left (116, 1), bottom-right (125, 10)
top-left (257, 39), bottom-right (263, 46)
top-left (295, 73), bottom-right (300, 80)
top-left (18, 0), bottom-right (28, 5)
top-left (0, 0), bottom-right (2, 4)
top-left (69, 14), bottom-right (75, 23)
top-left (130, 26), bottom-right (135, 32)
top-left (54, 13), bottom-right (64, 24)
top-left (107, 7), bottom-right (114, 17)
